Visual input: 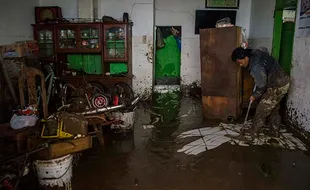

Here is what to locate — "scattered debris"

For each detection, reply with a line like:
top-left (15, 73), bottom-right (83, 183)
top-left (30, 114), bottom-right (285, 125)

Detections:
top-left (143, 125), bottom-right (155, 129)
top-left (134, 178), bottom-right (139, 186)
top-left (152, 117), bottom-right (160, 125)
top-left (146, 109), bottom-right (163, 122)
top-left (177, 121), bottom-right (308, 155)
top-left (180, 114), bottom-right (188, 118)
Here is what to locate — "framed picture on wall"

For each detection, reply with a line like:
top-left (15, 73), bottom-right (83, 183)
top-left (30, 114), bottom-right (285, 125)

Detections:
top-left (205, 0), bottom-right (240, 9)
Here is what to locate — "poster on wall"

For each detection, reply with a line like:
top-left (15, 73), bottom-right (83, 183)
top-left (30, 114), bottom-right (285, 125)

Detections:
top-left (298, 0), bottom-right (310, 37)
top-left (205, 0), bottom-right (239, 9)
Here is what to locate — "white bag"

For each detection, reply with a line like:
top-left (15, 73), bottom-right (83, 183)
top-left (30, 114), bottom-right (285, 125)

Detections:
top-left (10, 114), bottom-right (38, 129)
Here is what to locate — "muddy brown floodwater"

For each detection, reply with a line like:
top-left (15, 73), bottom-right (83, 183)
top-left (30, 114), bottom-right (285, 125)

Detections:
top-left (70, 97), bottom-right (310, 190)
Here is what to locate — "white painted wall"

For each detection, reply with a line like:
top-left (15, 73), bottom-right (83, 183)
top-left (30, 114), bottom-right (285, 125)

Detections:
top-left (99, 0), bottom-right (154, 95)
top-left (39, 0), bottom-right (79, 18)
top-left (155, 0), bottom-right (252, 87)
top-left (287, 0), bottom-right (310, 133)
top-left (36, 0), bottom-right (254, 94)
top-left (0, 0), bottom-right (39, 45)
top-left (37, 0), bottom-right (254, 94)
top-left (248, 0), bottom-right (275, 51)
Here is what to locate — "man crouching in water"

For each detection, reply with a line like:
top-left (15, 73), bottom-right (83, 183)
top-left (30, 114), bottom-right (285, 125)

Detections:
top-left (231, 47), bottom-right (290, 137)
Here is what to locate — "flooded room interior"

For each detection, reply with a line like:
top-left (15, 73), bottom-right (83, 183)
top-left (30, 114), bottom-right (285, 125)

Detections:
top-left (1, 0), bottom-right (310, 189)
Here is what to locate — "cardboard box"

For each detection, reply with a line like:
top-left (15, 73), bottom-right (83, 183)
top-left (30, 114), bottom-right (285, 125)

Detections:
top-left (0, 43), bottom-right (28, 58)
top-left (0, 41), bottom-right (39, 58)
top-left (16, 40), bottom-right (39, 57)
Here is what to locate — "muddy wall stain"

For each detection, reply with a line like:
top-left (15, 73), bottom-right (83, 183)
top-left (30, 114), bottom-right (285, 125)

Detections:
top-left (286, 37), bottom-right (310, 139)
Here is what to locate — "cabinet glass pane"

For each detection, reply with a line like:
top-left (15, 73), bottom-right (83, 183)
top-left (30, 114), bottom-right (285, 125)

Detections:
top-left (45, 30), bottom-right (53, 43)
top-left (38, 31), bottom-right (45, 44)
top-left (37, 29), bottom-right (54, 58)
top-left (80, 28), bottom-right (99, 49)
top-left (105, 27), bottom-right (125, 58)
top-left (59, 29), bottom-right (76, 49)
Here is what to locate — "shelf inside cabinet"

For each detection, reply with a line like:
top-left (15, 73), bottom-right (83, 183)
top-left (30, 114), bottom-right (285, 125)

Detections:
top-left (103, 24), bottom-right (127, 61)
top-left (38, 42), bottom-right (53, 44)
top-left (80, 27), bottom-right (101, 50)
top-left (57, 75), bottom-right (132, 86)
top-left (36, 28), bottom-right (55, 58)
top-left (81, 37), bottom-right (99, 39)
top-left (58, 28), bottom-right (77, 49)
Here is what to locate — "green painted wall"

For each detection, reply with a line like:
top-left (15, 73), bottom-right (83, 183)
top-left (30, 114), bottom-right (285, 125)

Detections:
top-left (271, 10), bottom-right (283, 60)
top-left (275, 0), bottom-right (297, 10)
top-left (155, 35), bottom-right (181, 79)
top-left (279, 22), bottom-right (295, 74)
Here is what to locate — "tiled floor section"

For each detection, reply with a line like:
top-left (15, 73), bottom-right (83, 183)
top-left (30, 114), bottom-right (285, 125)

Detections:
top-left (177, 121), bottom-right (308, 155)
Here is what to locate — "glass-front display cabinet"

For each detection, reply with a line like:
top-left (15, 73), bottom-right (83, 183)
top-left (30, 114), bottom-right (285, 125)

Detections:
top-left (32, 24), bottom-right (55, 60)
top-left (55, 24), bottom-right (102, 53)
top-left (79, 24), bottom-right (102, 52)
top-left (103, 24), bottom-right (128, 62)
top-left (56, 25), bottom-right (77, 52)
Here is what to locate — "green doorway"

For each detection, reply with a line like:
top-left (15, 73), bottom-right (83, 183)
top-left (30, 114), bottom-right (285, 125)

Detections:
top-left (155, 26), bottom-right (181, 85)
top-left (271, 0), bottom-right (297, 75)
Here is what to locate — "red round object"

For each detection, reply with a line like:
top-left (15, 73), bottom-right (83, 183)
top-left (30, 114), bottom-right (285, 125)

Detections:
top-left (92, 95), bottom-right (108, 108)
top-left (113, 95), bottom-right (119, 106)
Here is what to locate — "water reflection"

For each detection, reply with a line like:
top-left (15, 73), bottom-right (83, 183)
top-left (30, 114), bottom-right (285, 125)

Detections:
top-left (151, 91), bottom-right (181, 141)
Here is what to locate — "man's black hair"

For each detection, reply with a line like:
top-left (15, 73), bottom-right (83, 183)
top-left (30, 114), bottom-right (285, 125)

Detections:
top-left (231, 47), bottom-right (251, 61)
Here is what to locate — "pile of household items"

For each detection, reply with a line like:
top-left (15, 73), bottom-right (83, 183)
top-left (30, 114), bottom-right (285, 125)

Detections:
top-left (0, 42), bottom-right (138, 189)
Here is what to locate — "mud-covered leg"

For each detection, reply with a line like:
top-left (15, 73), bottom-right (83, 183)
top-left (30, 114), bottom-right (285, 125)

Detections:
top-left (252, 91), bottom-right (278, 137)
top-left (268, 103), bottom-right (281, 137)
top-left (267, 85), bottom-right (290, 137)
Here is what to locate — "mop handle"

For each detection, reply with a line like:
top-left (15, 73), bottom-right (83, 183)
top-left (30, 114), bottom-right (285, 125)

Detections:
top-left (244, 101), bottom-right (252, 125)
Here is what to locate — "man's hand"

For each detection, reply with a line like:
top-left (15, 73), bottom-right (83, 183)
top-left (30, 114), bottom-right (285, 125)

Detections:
top-left (250, 95), bottom-right (256, 103)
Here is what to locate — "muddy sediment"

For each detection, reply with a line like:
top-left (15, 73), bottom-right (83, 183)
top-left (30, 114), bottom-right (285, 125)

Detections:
top-left (70, 96), bottom-right (310, 190)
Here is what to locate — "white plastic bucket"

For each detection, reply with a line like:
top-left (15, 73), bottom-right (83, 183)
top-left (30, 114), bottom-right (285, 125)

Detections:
top-left (111, 111), bottom-right (135, 132)
top-left (33, 154), bottom-right (73, 187)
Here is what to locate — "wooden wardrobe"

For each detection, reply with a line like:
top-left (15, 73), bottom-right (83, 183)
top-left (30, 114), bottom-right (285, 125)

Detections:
top-left (200, 27), bottom-right (253, 120)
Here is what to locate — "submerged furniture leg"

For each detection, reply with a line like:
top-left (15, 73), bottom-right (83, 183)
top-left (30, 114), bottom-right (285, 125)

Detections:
top-left (93, 124), bottom-right (104, 146)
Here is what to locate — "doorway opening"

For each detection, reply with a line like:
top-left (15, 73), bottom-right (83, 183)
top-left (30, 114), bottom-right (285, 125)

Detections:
top-left (154, 26), bottom-right (181, 85)
top-left (271, 0), bottom-right (297, 75)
